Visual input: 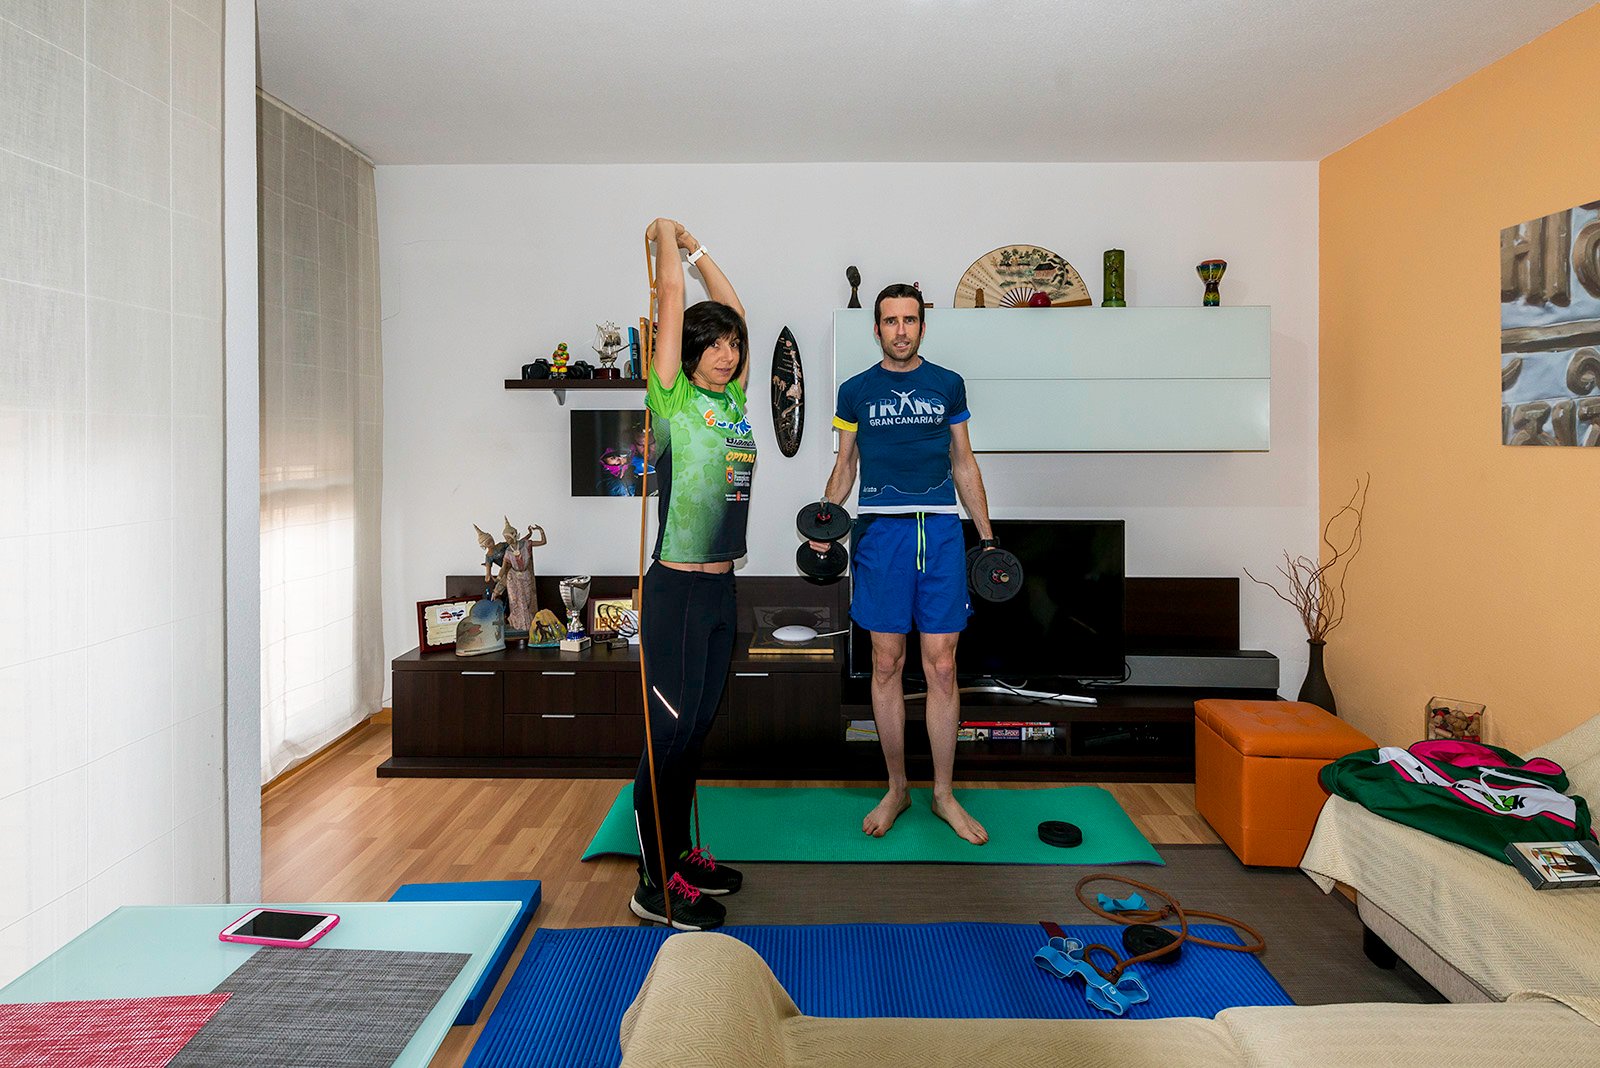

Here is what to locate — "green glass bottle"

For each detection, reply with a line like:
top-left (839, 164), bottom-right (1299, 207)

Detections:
top-left (1102, 249), bottom-right (1126, 307)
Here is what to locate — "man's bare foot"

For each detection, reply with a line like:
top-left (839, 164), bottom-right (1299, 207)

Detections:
top-left (863, 790), bottom-right (911, 837)
top-left (932, 792), bottom-right (988, 844)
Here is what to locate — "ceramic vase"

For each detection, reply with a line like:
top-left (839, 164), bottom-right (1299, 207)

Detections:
top-left (1298, 639), bottom-right (1338, 716)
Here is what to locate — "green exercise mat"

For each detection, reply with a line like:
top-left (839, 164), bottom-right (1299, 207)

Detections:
top-left (582, 784), bottom-right (1163, 865)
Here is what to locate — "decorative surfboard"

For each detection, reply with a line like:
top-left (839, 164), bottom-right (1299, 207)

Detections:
top-left (771, 327), bottom-right (804, 457)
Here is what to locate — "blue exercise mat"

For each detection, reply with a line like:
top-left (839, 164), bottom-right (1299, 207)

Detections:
top-left (464, 922), bottom-right (1291, 1068)
top-left (389, 879), bottom-right (541, 1025)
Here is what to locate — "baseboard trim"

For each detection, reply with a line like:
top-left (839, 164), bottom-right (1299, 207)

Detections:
top-left (262, 708), bottom-right (390, 796)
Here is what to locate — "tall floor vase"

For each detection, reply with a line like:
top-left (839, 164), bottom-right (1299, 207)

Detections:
top-left (1298, 639), bottom-right (1337, 715)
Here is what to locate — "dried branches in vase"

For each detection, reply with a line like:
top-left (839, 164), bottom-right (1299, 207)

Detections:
top-left (1245, 475), bottom-right (1370, 714)
top-left (1246, 475), bottom-right (1370, 641)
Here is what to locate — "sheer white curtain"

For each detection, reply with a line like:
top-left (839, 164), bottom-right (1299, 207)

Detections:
top-left (256, 93), bottom-right (384, 781)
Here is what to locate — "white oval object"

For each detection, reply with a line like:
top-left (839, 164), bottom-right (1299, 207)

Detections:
top-left (773, 624), bottom-right (819, 643)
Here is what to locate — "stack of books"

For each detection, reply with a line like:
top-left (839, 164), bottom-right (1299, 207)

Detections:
top-left (960, 721), bottom-right (1056, 742)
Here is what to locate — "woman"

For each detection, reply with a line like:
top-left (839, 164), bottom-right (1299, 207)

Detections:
top-left (630, 218), bottom-right (753, 931)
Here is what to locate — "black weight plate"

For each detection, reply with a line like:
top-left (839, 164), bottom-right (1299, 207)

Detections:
top-left (796, 501), bottom-right (852, 542)
top-left (1037, 820), bottom-right (1082, 848)
top-left (1122, 923), bottom-right (1182, 959)
top-left (969, 546), bottom-right (1024, 603)
top-left (796, 541), bottom-right (848, 580)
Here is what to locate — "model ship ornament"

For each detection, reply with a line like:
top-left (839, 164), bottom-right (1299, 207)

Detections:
top-left (592, 321), bottom-right (626, 380)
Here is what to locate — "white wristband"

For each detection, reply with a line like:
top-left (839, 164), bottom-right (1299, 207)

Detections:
top-left (687, 245), bottom-right (708, 265)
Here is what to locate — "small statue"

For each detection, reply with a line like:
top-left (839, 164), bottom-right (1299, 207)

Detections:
top-left (846, 266), bottom-right (862, 309)
top-left (530, 609), bottom-right (565, 645)
top-left (454, 596), bottom-right (506, 657)
top-left (492, 517), bottom-right (546, 631)
top-left (474, 523), bottom-right (507, 592)
top-left (1196, 260), bottom-right (1227, 307)
top-left (550, 342), bottom-right (570, 377)
top-left (592, 322), bottom-right (626, 380)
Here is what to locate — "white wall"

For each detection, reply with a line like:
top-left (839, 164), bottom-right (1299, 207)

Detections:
top-left (223, 0), bottom-right (260, 902)
top-left (1, 0), bottom-right (228, 983)
top-left (376, 162), bottom-right (1320, 694)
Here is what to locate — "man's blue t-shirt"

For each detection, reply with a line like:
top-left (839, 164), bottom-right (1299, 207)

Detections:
top-left (833, 359), bottom-right (969, 513)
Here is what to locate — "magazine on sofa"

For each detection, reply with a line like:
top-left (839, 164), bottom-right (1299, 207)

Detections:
top-left (1504, 839), bottom-right (1600, 889)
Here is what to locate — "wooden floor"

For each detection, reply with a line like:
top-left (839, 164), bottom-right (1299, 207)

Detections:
top-left (262, 718), bottom-right (1221, 1066)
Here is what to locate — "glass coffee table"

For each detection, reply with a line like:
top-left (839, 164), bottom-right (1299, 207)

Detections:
top-left (0, 900), bottom-right (521, 1067)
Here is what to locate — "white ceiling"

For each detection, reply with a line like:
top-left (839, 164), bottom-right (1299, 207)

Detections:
top-left (258, 0), bottom-right (1592, 164)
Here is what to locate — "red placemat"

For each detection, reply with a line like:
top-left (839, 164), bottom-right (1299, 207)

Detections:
top-left (0, 993), bottom-right (231, 1067)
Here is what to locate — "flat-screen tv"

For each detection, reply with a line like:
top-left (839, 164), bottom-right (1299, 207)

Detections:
top-left (848, 518), bottom-right (1125, 684)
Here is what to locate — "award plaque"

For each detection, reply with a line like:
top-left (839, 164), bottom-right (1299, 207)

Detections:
top-left (417, 597), bottom-right (477, 653)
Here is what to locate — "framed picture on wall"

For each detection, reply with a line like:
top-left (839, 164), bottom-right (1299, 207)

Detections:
top-left (571, 410), bottom-right (660, 497)
top-left (417, 597), bottom-right (477, 654)
top-left (1500, 199), bottom-right (1600, 446)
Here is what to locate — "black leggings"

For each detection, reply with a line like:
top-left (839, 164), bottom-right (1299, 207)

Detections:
top-left (633, 562), bottom-right (736, 887)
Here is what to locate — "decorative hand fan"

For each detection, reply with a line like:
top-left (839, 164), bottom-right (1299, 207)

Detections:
top-left (953, 245), bottom-right (1092, 309)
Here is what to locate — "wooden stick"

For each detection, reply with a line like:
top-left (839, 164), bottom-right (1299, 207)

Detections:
top-left (636, 237), bottom-right (673, 922)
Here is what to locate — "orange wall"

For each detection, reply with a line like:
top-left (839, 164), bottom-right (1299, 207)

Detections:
top-left (1320, 8), bottom-right (1600, 753)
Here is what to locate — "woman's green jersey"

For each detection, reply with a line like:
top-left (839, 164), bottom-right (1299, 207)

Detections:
top-left (646, 368), bottom-right (757, 563)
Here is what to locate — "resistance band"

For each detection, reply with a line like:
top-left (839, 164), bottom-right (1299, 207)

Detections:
top-left (636, 237), bottom-right (673, 924)
top-left (1041, 873), bottom-right (1267, 983)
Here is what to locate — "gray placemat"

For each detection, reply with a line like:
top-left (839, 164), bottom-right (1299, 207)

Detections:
top-left (169, 947), bottom-right (469, 1068)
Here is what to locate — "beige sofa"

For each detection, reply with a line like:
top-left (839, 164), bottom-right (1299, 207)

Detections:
top-left (1301, 713), bottom-right (1600, 1002)
top-left (618, 932), bottom-right (1600, 1067)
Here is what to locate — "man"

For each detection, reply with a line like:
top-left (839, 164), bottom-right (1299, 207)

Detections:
top-left (815, 284), bottom-right (997, 844)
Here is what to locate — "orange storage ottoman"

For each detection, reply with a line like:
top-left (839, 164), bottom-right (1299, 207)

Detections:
top-left (1194, 699), bottom-right (1375, 867)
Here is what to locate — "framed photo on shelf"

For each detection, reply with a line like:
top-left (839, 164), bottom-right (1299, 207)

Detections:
top-left (417, 597), bottom-right (477, 653)
top-left (589, 596), bottom-right (640, 643)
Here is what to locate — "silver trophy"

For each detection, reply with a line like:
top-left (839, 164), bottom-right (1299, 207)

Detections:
top-left (558, 575), bottom-right (592, 652)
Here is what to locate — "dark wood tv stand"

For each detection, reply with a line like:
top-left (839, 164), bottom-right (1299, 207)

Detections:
top-left (379, 575), bottom-right (1275, 782)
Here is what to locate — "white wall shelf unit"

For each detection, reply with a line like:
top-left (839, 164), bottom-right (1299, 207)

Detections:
top-left (832, 307), bottom-right (1271, 452)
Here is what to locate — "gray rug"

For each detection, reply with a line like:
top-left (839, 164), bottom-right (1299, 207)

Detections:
top-left (714, 846), bottom-right (1444, 1006)
top-left (170, 947), bottom-right (469, 1067)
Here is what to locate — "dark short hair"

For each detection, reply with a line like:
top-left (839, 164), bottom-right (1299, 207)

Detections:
top-left (873, 283), bottom-right (926, 327)
top-left (682, 300), bottom-right (748, 382)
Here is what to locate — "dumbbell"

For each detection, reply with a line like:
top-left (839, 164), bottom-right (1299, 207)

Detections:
top-left (966, 539), bottom-right (1024, 603)
top-left (795, 501), bottom-right (852, 581)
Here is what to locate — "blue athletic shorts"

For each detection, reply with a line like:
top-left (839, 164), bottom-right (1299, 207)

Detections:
top-left (850, 513), bottom-right (971, 635)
